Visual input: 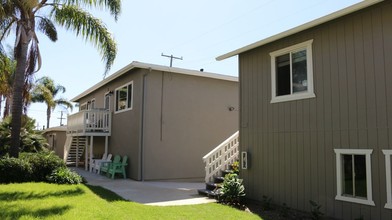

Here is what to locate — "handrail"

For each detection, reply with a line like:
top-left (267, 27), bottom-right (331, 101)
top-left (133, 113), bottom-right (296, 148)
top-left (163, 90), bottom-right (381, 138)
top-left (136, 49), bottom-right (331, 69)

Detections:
top-left (67, 109), bottom-right (111, 135)
top-left (202, 131), bottom-right (239, 183)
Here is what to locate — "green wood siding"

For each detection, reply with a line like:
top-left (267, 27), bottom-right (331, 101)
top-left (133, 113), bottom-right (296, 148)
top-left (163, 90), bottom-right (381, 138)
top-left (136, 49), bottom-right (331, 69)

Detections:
top-left (239, 1), bottom-right (392, 219)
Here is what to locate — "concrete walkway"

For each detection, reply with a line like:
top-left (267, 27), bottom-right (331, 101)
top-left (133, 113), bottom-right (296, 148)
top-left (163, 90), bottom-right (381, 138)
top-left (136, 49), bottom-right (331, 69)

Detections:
top-left (72, 168), bottom-right (215, 206)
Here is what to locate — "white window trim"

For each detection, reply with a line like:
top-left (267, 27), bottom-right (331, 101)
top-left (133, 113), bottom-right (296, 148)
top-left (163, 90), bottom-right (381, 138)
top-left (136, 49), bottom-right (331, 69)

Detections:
top-left (80, 102), bottom-right (88, 111)
top-left (104, 91), bottom-right (111, 111)
top-left (90, 98), bottom-right (95, 110)
top-left (114, 81), bottom-right (133, 114)
top-left (334, 149), bottom-right (375, 206)
top-left (270, 39), bottom-right (315, 103)
top-left (383, 150), bottom-right (392, 209)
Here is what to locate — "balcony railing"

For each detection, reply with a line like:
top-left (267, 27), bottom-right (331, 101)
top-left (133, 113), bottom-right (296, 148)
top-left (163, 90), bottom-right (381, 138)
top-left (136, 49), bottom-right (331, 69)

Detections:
top-left (202, 131), bottom-right (239, 183)
top-left (67, 109), bottom-right (111, 136)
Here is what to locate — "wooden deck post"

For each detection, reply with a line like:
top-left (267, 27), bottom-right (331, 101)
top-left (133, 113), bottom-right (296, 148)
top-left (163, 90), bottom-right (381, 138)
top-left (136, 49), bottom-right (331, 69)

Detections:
top-left (89, 136), bottom-right (94, 172)
top-left (105, 136), bottom-right (109, 156)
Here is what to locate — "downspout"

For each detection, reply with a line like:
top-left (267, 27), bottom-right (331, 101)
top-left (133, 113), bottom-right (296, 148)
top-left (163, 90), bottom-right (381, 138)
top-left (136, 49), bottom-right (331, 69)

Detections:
top-left (139, 69), bottom-right (150, 181)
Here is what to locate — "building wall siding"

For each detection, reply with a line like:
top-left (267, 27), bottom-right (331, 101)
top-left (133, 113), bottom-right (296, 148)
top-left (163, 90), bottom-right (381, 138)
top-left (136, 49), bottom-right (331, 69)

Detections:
top-left (239, 1), bottom-right (392, 219)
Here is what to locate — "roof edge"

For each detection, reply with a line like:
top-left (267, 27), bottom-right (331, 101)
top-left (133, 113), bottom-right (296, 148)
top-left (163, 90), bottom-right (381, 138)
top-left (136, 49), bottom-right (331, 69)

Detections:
top-left (71, 61), bottom-right (238, 102)
top-left (216, 0), bottom-right (383, 61)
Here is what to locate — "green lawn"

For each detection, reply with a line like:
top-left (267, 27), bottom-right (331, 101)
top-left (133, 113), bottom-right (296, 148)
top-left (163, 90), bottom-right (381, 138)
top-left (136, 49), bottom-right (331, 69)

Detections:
top-left (0, 183), bottom-right (261, 220)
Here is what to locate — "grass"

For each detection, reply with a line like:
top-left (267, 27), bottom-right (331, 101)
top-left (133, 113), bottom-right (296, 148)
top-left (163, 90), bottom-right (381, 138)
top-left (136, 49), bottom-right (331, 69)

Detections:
top-left (0, 183), bottom-right (261, 220)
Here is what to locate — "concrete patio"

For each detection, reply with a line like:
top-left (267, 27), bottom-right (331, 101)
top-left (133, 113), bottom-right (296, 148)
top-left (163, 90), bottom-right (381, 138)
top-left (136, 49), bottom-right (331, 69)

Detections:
top-left (72, 168), bottom-right (215, 206)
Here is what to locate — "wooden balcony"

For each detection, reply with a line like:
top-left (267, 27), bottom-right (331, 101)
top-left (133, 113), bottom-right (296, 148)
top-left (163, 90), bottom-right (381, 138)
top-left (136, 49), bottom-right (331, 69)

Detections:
top-left (67, 109), bottom-right (111, 136)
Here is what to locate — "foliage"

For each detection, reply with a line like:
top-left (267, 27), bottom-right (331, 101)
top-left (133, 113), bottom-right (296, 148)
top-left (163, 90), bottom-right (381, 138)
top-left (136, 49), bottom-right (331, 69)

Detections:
top-left (309, 200), bottom-right (324, 220)
top-left (262, 195), bottom-right (273, 210)
top-left (0, 152), bottom-right (72, 184)
top-left (218, 173), bottom-right (246, 205)
top-left (0, 156), bottom-right (32, 183)
top-left (48, 167), bottom-right (83, 184)
top-left (20, 152), bottom-right (66, 182)
top-left (281, 203), bottom-right (290, 218)
top-left (230, 160), bottom-right (240, 174)
top-left (31, 76), bottom-right (73, 128)
top-left (0, 116), bottom-right (49, 157)
top-left (0, 50), bottom-right (16, 118)
top-left (0, 183), bottom-right (260, 220)
top-left (0, 0), bottom-right (122, 157)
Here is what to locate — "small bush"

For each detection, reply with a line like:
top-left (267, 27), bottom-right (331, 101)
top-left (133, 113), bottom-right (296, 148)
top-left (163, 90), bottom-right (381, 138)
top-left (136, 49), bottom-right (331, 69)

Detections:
top-left (309, 200), bottom-right (324, 220)
top-left (218, 173), bottom-right (245, 205)
top-left (47, 167), bottom-right (82, 184)
top-left (230, 161), bottom-right (240, 174)
top-left (0, 116), bottom-right (49, 157)
top-left (20, 152), bottom-right (66, 182)
top-left (0, 157), bottom-right (32, 183)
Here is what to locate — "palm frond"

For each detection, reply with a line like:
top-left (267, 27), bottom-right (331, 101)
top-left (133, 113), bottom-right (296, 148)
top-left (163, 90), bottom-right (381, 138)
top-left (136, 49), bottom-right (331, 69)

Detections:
top-left (25, 38), bottom-right (42, 75)
top-left (37, 16), bottom-right (58, 42)
top-left (59, 0), bottom-right (121, 21)
top-left (31, 84), bottom-right (55, 107)
top-left (52, 4), bottom-right (117, 75)
top-left (0, 17), bottom-right (16, 42)
top-left (55, 98), bottom-right (73, 111)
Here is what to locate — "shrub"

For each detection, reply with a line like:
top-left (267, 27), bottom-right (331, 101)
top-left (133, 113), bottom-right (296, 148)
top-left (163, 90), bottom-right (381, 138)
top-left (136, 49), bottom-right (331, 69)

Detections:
top-left (218, 173), bottom-right (245, 205)
top-left (0, 116), bottom-right (49, 157)
top-left (309, 200), bottom-right (324, 220)
top-left (0, 157), bottom-right (32, 183)
top-left (47, 167), bottom-right (83, 184)
top-left (230, 161), bottom-right (240, 174)
top-left (20, 152), bottom-right (66, 182)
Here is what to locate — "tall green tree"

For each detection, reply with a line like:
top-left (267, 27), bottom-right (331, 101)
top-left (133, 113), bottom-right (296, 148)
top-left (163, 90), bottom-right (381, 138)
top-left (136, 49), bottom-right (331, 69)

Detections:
top-left (32, 76), bottom-right (73, 129)
top-left (0, 51), bottom-right (15, 118)
top-left (0, 0), bottom-right (121, 157)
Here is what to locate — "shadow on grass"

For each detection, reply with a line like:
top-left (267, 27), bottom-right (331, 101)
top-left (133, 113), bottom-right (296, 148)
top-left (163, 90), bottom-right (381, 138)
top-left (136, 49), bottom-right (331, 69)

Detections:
top-left (0, 187), bottom-right (85, 201)
top-left (0, 204), bottom-right (72, 219)
top-left (85, 184), bottom-right (127, 202)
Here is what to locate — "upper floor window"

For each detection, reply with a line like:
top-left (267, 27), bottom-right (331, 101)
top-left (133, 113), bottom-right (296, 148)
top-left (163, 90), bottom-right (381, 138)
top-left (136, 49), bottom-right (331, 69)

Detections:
top-left (270, 40), bottom-right (315, 103)
top-left (334, 149), bottom-right (375, 206)
top-left (115, 81), bottom-right (133, 112)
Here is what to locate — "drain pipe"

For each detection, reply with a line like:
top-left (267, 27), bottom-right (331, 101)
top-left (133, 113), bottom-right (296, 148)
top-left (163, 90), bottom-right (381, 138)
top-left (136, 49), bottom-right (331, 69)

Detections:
top-left (139, 69), bottom-right (150, 181)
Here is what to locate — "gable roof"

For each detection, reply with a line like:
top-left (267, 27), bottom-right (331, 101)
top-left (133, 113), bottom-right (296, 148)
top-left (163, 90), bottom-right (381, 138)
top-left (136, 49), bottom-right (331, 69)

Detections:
top-left (71, 61), bottom-right (238, 102)
top-left (216, 0), bottom-right (383, 61)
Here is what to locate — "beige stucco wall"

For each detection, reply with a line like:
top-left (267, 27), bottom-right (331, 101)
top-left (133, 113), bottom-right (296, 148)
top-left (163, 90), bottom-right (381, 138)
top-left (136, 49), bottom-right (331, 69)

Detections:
top-left (74, 67), bottom-right (238, 181)
top-left (76, 69), bottom-right (143, 180)
top-left (44, 128), bottom-right (66, 159)
top-left (142, 71), bottom-right (239, 180)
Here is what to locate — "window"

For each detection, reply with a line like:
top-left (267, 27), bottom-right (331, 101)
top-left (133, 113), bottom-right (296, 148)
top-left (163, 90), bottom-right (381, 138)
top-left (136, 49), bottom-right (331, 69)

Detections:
top-left (104, 93), bottom-right (111, 111)
top-left (383, 150), bottom-right (392, 209)
top-left (270, 40), bottom-right (315, 103)
top-left (334, 149), bottom-right (374, 206)
top-left (80, 102), bottom-right (87, 111)
top-left (115, 82), bottom-right (133, 112)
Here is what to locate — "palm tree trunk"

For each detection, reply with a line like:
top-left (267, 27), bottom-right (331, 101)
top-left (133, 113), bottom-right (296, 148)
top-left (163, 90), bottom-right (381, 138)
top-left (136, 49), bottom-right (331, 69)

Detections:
top-left (46, 106), bottom-right (51, 129)
top-left (10, 41), bottom-right (29, 158)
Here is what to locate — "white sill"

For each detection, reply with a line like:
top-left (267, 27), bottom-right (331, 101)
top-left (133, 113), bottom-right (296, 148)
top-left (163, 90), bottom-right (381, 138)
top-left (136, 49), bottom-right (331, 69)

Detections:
top-left (385, 203), bottom-right (392, 209)
top-left (335, 195), bottom-right (375, 206)
top-left (271, 92), bottom-right (315, 103)
top-left (114, 108), bottom-right (132, 114)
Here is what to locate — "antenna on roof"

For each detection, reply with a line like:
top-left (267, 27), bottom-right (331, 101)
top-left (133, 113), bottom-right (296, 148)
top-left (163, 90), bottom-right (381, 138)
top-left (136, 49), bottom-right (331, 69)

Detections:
top-left (161, 53), bottom-right (183, 67)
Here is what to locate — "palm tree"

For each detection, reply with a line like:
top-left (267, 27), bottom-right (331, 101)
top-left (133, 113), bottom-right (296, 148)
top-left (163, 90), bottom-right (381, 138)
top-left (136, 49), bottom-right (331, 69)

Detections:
top-left (0, 0), bottom-right (121, 157)
top-left (32, 76), bottom-right (73, 129)
top-left (0, 50), bottom-right (15, 118)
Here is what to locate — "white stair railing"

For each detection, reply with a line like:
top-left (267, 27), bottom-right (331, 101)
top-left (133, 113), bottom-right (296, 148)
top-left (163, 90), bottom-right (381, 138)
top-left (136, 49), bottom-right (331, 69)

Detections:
top-left (63, 136), bottom-right (73, 162)
top-left (202, 131), bottom-right (239, 183)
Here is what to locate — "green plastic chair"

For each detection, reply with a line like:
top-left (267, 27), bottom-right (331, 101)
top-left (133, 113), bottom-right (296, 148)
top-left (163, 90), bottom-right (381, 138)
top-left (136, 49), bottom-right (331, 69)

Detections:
top-left (100, 155), bottom-right (121, 175)
top-left (106, 155), bottom-right (128, 179)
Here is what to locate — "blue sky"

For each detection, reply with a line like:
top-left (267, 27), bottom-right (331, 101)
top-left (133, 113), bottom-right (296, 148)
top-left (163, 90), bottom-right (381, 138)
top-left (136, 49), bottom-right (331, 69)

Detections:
top-left (5, 0), bottom-right (362, 129)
